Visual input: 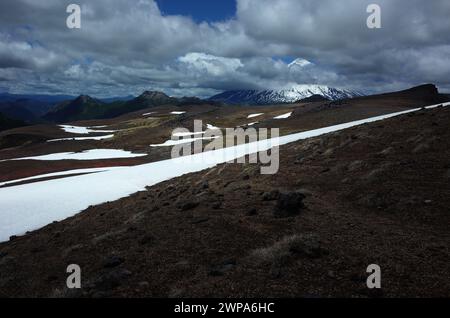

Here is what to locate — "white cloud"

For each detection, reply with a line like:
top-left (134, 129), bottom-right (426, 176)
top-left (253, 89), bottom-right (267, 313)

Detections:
top-left (178, 53), bottom-right (243, 76)
top-left (0, 0), bottom-right (449, 96)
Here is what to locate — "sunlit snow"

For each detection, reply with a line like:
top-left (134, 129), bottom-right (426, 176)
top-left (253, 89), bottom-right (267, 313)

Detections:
top-left (47, 134), bottom-right (115, 142)
top-left (274, 112), bottom-right (293, 119)
top-left (247, 113), bottom-right (264, 119)
top-left (150, 136), bottom-right (219, 147)
top-left (206, 124), bottom-right (220, 130)
top-left (0, 149), bottom-right (147, 162)
top-left (172, 131), bottom-right (206, 137)
top-left (60, 125), bottom-right (115, 134)
top-left (0, 167), bottom-right (127, 187)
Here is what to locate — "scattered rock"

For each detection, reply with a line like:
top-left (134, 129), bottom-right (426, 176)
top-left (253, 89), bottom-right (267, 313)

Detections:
top-left (262, 190), bottom-right (280, 201)
top-left (91, 268), bottom-right (132, 291)
top-left (139, 234), bottom-right (155, 245)
top-left (288, 234), bottom-right (327, 258)
top-left (362, 167), bottom-right (386, 182)
top-left (249, 234), bottom-right (327, 268)
top-left (200, 181), bottom-right (209, 190)
top-left (323, 148), bottom-right (334, 157)
top-left (103, 255), bottom-right (124, 268)
top-left (191, 217), bottom-right (209, 225)
top-left (208, 260), bottom-right (236, 276)
top-left (212, 201), bottom-right (222, 209)
top-left (357, 193), bottom-right (387, 209)
top-left (62, 244), bottom-right (84, 258)
top-left (327, 270), bottom-right (336, 279)
top-left (321, 167), bottom-right (331, 173)
top-left (297, 188), bottom-right (313, 197)
top-left (138, 281), bottom-right (150, 288)
top-left (168, 288), bottom-right (185, 298)
top-left (378, 147), bottom-right (395, 156)
top-left (412, 143), bottom-right (430, 154)
top-left (273, 191), bottom-right (305, 218)
top-left (179, 201), bottom-right (199, 211)
top-left (350, 273), bottom-right (366, 283)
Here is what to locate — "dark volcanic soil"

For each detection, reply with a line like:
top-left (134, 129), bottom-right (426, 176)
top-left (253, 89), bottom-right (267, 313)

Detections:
top-left (0, 105), bottom-right (449, 298)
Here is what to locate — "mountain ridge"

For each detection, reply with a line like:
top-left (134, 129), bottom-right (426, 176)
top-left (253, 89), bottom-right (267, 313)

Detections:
top-left (209, 84), bottom-right (363, 105)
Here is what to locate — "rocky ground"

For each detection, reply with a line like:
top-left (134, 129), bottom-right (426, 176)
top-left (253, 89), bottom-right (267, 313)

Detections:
top-left (0, 104), bottom-right (449, 298)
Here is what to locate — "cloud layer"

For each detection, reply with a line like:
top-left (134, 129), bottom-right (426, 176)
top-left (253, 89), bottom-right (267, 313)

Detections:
top-left (0, 0), bottom-right (449, 97)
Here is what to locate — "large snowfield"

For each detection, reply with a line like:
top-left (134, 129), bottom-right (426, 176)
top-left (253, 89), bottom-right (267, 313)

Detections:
top-left (0, 102), bottom-right (448, 242)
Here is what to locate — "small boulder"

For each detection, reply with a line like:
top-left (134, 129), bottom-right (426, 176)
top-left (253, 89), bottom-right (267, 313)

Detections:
top-left (91, 268), bottom-right (132, 291)
top-left (273, 191), bottom-right (306, 218)
top-left (103, 255), bottom-right (124, 268)
top-left (179, 201), bottom-right (199, 211)
top-left (200, 181), bottom-right (209, 189)
top-left (212, 201), bottom-right (222, 209)
top-left (139, 233), bottom-right (155, 245)
top-left (262, 190), bottom-right (280, 201)
top-left (208, 259), bottom-right (236, 277)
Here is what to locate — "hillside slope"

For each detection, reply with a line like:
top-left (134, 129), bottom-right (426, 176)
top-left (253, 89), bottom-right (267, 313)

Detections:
top-left (0, 105), bottom-right (449, 297)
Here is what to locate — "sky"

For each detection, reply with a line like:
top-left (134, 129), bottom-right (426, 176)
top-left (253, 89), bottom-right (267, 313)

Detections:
top-left (0, 0), bottom-right (449, 98)
top-left (155, 0), bottom-right (236, 22)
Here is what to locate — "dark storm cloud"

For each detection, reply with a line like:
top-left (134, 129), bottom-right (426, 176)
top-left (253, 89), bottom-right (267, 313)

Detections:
top-left (0, 0), bottom-right (449, 97)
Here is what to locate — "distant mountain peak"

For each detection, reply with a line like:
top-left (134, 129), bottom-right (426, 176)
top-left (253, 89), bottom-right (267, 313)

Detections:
top-left (139, 91), bottom-right (171, 100)
top-left (75, 95), bottom-right (98, 104)
top-left (288, 58), bottom-right (312, 68)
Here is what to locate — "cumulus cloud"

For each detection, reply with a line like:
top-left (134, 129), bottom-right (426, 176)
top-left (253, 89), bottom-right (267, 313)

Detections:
top-left (0, 0), bottom-right (449, 97)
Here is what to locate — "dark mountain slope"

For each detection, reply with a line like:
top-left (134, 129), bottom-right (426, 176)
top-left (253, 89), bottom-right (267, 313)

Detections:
top-left (350, 84), bottom-right (448, 105)
top-left (100, 91), bottom-right (178, 119)
top-left (43, 91), bottom-right (221, 122)
top-left (0, 112), bottom-right (27, 132)
top-left (44, 95), bottom-right (106, 123)
top-left (0, 103), bottom-right (37, 122)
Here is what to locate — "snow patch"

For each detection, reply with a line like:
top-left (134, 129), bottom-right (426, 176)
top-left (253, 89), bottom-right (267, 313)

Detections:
top-left (274, 112), bottom-right (293, 119)
top-left (247, 113), bottom-right (264, 119)
top-left (60, 125), bottom-right (115, 135)
top-left (47, 134), bottom-right (115, 142)
top-left (173, 131), bottom-right (206, 137)
top-left (150, 136), bottom-right (219, 147)
top-left (0, 149), bottom-right (147, 162)
top-left (206, 124), bottom-right (220, 130)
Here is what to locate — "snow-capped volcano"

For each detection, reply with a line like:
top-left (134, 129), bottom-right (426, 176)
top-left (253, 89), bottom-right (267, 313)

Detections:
top-left (209, 84), bottom-right (362, 105)
top-left (288, 58), bottom-right (313, 68)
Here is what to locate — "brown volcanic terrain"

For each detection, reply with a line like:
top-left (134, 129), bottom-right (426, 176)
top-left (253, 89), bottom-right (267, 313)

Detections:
top-left (0, 86), bottom-right (449, 297)
top-left (0, 84), bottom-right (446, 184)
